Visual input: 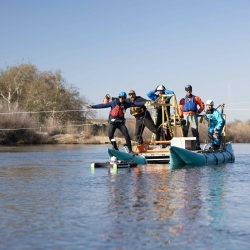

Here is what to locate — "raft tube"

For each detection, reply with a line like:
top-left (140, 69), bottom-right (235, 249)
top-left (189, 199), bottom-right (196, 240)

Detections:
top-left (107, 148), bottom-right (147, 165)
top-left (170, 142), bottom-right (235, 166)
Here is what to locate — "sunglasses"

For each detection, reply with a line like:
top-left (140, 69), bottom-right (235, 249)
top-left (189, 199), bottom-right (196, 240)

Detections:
top-left (119, 96), bottom-right (126, 98)
top-left (128, 93), bottom-right (135, 96)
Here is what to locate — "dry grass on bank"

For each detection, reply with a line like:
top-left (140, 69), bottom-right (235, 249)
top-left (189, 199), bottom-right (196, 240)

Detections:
top-left (0, 101), bottom-right (42, 144)
top-left (84, 117), bottom-right (250, 144)
top-left (1, 103), bottom-right (249, 144)
top-left (227, 120), bottom-right (250, 142)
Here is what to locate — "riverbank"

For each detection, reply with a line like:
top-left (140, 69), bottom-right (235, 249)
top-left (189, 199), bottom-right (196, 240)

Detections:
top-left (7, 130), bottom-right (249, 145)
top-left (37, 132), bottom-right (134, 145)
top-left (2, 116), bottom-right (250, 144)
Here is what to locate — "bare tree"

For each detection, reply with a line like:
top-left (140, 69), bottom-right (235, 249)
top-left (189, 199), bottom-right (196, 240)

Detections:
top-left (0, 63), bottom-right (37, 111)
top-left (0, 63), bottom-right (95, 126)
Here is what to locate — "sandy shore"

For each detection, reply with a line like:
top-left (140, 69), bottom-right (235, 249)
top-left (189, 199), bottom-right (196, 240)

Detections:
top-left (48, 133), bottom-right (135, 145)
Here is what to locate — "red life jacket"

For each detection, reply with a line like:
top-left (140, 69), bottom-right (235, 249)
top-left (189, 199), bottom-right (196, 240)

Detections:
top-left (110, 104), bottom-right (125, 118)
top-left (156, 96), bottom-right (163, 103)
top-left (155, 96), bottom-right (169, 110)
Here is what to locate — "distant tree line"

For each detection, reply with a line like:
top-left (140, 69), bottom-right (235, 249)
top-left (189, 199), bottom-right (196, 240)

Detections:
top-left (0, 63), bottom-right (94, 143)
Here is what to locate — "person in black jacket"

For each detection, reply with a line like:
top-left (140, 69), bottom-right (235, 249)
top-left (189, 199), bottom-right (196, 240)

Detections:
top-left (87, 91), bottom-right (146, 153)
top-left (127, 90), bottom-right (158, 145)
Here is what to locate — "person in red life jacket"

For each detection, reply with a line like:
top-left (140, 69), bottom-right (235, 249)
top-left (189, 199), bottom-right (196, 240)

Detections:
top-left (147, 85), bottom-right (175, 141)
top-left (127, 90), bottom-right (158, 145)
top-left (179, 85), bottom-right (205, 150)
top-left (86, 91), bottom-right (146, 153)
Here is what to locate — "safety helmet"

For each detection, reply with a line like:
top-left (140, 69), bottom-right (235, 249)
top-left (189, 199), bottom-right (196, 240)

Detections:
top-left (206, 100), bottom-right (214, 106)
top-left (156, 85), bottom-right (166, 91)
top-left (118, 91), bottom-right (127, 98)
top-left (185, 84), bottom-right (192, 91)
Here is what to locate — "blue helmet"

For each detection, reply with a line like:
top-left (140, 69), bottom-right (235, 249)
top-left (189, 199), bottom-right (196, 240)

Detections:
top-left (185, 84), bottom-right (192, 91)
top-left (118, 91), bottom-right (127, 98)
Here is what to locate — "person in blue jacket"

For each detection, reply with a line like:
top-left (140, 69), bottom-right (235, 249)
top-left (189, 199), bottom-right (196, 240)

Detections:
top-left (147, 85), bottom-right (175, 141)
top-left (86, 91), bottom-right (146, 153)
top-left (205, 100), bottom-right (225, 150)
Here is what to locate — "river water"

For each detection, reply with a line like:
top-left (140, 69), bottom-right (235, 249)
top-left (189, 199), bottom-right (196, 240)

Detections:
top-left (0, 143), bottom-right (250, 250)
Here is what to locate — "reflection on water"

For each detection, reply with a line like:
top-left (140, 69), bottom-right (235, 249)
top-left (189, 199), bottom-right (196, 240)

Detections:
top-left (0, 144), bottom-right (250, 249)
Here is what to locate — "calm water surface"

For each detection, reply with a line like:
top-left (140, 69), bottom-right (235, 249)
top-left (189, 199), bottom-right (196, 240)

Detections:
top-left (0, 143), bottom-right (250, 250)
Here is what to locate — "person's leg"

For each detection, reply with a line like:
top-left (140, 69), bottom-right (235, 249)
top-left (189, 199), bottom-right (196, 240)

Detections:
top-left (108, 123), bottom-right (118, 150)
top-left (166, 106), bottom-right (170, 117)
top-left (182, 114), bottom-right (190, 137)
top-left (155, 112), bottom-right (162, 141)
top-left (118, 123), bottom-right (133, 152)
top-left (211, 129), bottom-right (222, 148)
top-left (163, 111), bottom-right (172, 140)
top-left (190, 115), bottom-right (200, 149)
top-left (208, 131), bottom-right (220, 149)
top-left (144, 116), bottom-right (158, 134)
top-left (208, 131), bottom-right (213, 143)
top-left (135, 118), bottom-right (145, 145)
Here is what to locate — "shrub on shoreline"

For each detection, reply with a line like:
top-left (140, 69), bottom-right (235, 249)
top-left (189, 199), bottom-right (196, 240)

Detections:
top-left (0, 101), bottom-right (42, 144)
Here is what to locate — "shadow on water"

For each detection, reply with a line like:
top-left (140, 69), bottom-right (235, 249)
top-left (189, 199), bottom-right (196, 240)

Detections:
top-left (92, 162), bottom-right (230, 248)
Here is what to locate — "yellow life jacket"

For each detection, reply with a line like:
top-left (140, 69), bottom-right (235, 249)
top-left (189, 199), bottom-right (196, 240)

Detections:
top-left (130, 106), bottom-right (146, 116)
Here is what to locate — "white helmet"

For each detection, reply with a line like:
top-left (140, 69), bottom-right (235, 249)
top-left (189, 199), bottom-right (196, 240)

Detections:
top-left (156, 85), bottom-right (166, 91)
top-left (206, 100), bottom-right (214, 106)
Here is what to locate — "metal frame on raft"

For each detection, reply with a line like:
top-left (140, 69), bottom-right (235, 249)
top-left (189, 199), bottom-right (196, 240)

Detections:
top-left (132, 95), bottom-right (228, 163)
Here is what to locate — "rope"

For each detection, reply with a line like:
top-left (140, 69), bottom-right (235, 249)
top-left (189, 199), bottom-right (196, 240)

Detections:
top-left (0, 123), bottom-right (106, 131)
top-left (0, 109), bottom-right (88, 115)
top-left (224, 109), bottom-right (250, 110)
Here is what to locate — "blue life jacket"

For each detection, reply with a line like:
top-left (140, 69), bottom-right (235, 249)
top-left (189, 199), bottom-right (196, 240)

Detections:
top-left (183, 95), bottom-right (198, 112)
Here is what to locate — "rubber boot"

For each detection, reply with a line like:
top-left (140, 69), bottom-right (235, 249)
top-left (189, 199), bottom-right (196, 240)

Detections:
top-left (111, 139), bottom-right (119, 150)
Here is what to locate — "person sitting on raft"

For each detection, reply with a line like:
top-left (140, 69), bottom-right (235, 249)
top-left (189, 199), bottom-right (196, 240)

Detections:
top-left (86, 91), bottom-right (146, 154)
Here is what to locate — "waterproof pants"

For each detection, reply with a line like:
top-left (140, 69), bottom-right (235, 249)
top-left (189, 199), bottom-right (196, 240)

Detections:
top-left (108, 121), bottom-right (132, 152)
top-left (208, 129), bottom-right (223, 147)
top-left (183, 114), bottom-right (200, 147)
top-left (134, 115), bottom-right (158, 145)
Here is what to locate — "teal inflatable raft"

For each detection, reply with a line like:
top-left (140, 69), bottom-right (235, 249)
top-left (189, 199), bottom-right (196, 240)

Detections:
top-left (170, 142), bottom-right (235, 166)
top-left (107, 148), bottom-right (147, 165)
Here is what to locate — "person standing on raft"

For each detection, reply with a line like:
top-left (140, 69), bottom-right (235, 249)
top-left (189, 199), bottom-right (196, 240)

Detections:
top-left (86, 91), bottom-right (146, 154)
top-left (179, 84), bottom-right (204, 150)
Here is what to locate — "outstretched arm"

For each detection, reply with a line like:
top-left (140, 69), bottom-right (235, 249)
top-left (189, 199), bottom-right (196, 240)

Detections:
top-left (86, 101), bottom-right (113, 109)
top-left (130, 101), bottom-right (147, 107)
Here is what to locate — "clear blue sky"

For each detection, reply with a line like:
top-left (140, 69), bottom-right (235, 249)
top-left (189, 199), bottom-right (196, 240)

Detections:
top-left (1, 0), bottom-right (250, 122)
